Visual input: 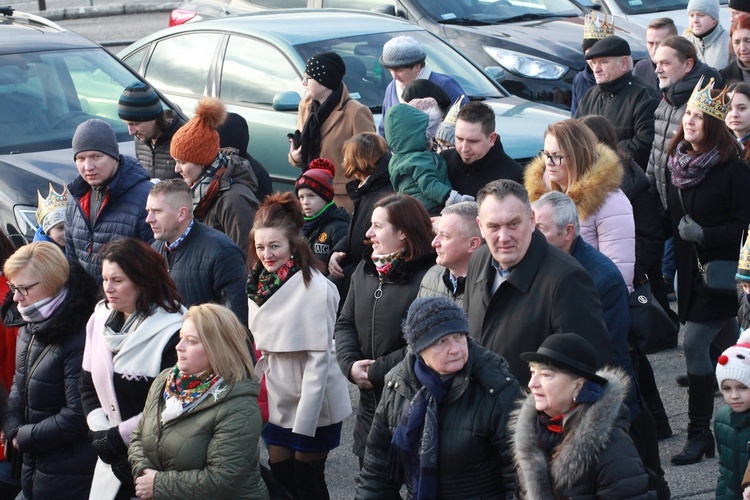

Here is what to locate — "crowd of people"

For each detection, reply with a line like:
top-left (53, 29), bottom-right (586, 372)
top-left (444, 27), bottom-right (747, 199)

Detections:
top-left (7, 2), bottom-right (750, 498)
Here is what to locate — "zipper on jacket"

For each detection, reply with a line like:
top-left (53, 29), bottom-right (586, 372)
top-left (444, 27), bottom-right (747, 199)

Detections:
top-left (370, 280), bottom-right (383, 359)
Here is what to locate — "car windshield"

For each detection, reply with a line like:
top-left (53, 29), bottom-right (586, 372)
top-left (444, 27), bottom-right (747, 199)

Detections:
top-left (598, 0), bottom-right (726, 14)
top-left (0, 48), bottom-right (147, 155)
top-left (294, 30), bottom-right (504, 110)
top-left (411, 0), bottom-right (579, 24)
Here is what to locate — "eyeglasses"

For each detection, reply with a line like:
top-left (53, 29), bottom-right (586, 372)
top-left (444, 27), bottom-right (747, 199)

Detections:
top-left (7, 281), bottom-right (40, 297)
top-left (538, 150), bottom-right (565, 166)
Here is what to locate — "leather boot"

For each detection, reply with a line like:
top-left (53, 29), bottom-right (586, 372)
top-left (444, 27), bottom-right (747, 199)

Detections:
top-left (671, 373), bottom-right (716, 465)
top-left (295, 459), bottom-right (330, 500)
top-left (270, 458), bottom-right (300, 499)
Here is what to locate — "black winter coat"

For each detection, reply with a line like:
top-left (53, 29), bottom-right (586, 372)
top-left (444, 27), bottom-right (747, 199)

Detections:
top-left (303, 204), bottom-right (349, 268)
top-left (356, 339), bottom-right (520, 499)
top-left (152, 222), bottom-right (248, 326)
top-left (464, 232), bottom-right (611, 386)
top-left (512, 368), bottom-right (650, 499)
top-left (133, 110), bottom-right (185, 181)
top-left (720, 60), bottom-right (746, 86)
top-left (335, 250), bottom-right (435, 457)
top-left (575, 72), bottom-right (660, 169)
top-left (441, 139), bottom-right (524, 198)
top-left (667, 157), bottom-right (750, 323)
top-left (2, 263), bottom-right (98, 500)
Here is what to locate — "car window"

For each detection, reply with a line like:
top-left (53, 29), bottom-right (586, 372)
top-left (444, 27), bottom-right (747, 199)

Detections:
top-left (145, 32), bottom-right (222, 96)
top-left (121, 46), bottom-right (148, 74)
top-left (247, 0), bottom-right (307, 6)
top-left (0, 48), bottom-right (135, 155)
top-left (412, 0), bottom-right (578, 23)
top-left (294, 30), bottom-right (503, 110)
top-left (221, 35), bottom-right (300, 105)
top-left (322, 0), bottom-right (394, 9)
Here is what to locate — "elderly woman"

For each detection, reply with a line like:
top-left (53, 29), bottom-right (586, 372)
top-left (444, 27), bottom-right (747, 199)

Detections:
top-left (129, 304), bottom-right (268, 499)
top-left (525, 118), bottom-right (636, 291)
top-left (335, 193), bottom-right (436, 467)
top-left (289, 51), bottom-right (376, 212)
top-left (356, 296), bottom-right (520, 498)
top-left (2, 242), bottom-right (98, 499)
top-left (80, 238), bottom-right (185, 499)
top-left (513, 333), bottom-right (649, 498)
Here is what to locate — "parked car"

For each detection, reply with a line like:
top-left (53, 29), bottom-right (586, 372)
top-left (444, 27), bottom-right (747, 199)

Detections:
top-left (166, 0), bottom-right (649, 109)
top-left (0, 7), bottom-right (183, 246)
top-left (580, 0), bottom-right (730, 31)
top-left (119, 9), bottom-right (568, 190)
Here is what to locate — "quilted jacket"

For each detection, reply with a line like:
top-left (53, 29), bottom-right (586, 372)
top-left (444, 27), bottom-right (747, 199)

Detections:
top-left (129, 369), bottom-right (269, 499)
top-left (714, 404), bottom-right (750, 499)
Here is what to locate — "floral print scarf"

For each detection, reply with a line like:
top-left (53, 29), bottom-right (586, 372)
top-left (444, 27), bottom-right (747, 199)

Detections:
top-left (246, 256), bottom-right (300, 306)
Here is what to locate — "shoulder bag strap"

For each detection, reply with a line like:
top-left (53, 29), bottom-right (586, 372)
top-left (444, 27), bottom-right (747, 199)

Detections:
top-left (677, 188), bottom-right (706, 273)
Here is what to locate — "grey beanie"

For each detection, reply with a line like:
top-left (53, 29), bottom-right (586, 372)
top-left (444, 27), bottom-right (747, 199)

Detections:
top-left (380, 36), bottom-right (426, 69)
top-left (402, 296), bottom-right (469, 354)
top-left (72, 119), bottom-right (119, 160)
top-left (688, 0), bottom-right (720, 20)
top-left (435, 122), bottom-right (456, 145)
top-left (118, 81), bottom-right (163, 122)
top-left (407, 97), bottom-right (443, 140)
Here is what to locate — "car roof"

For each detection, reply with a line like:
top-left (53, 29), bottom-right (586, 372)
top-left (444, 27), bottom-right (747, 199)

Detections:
top-left (0, 9), bottom-right (99, 55)
top-left (161, 8), bottom-right (422, 45)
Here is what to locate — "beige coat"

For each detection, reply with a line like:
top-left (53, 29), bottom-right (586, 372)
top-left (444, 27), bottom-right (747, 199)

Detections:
top-left (289, 84), bottom-right (376, 212)
top-left (249, 270), bottom-right (351, 437)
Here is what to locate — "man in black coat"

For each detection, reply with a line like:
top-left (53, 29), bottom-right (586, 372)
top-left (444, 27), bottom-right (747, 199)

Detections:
top-left (441, 102), bottom-right (524, 198)
top-left (464, 180), bottom-right (611, 385)
top-left (574, 36), bottom-right (660, 170)
top-left (145, 179), bottom-right (248, 326)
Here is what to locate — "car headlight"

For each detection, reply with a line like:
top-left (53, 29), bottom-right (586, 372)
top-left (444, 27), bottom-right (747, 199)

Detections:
top-left (14, 204), bottom-right (38, 242)
top-left (482, 47), bottom-right (567, 80)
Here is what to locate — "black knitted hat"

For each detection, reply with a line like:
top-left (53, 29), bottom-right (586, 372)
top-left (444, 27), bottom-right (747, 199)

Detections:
top-left (402, 296), bottom-right (469, 354)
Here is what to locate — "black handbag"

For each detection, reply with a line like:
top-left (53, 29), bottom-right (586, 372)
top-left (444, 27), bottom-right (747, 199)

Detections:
top-left (628, 281), bottom-right (679, 354)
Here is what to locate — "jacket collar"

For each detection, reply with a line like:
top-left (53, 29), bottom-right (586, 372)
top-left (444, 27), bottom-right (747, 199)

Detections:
top-left (598, 71), bottom-right (632, 94)
top-left (665, 61), bottom-right (721, 108)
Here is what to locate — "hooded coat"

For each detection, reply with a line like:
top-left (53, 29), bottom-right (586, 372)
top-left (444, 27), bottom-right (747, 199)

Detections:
top-left (714, 403), bottom-right (750, 499)
top-left (356, 338), bottom-right (520, 499)
top-left (129, 369), bottom-right (269, 500)
top-left (385, 104), bottom-right (452, 214)
top-left (512, 368), bottom-right (650, 499)
top-left (525, 143), bottom-right (636, 290)
top-left (2, 263), bottom-right (98, 500)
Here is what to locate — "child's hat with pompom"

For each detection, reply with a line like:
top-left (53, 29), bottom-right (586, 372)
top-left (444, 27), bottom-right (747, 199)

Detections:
top-left (170, 97), bottom-right (227, 166)
top-left (716, 330), bottom-right (750, 389)
top-left (295, 158), bottom-right (336, 203)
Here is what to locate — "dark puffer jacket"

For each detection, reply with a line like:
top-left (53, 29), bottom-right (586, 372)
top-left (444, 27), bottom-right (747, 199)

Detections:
top-left (646, 62), bottom-right (721, 209)
top-left (335, 249), bottom-right (435, 458)
top-left (714, 404), bottom-right (750, 499)
top-left (133, 110), bottom-right (185, 180)
top-left (303, 204), bottom-right (349, 268)
top-left (356, 339), bottom-right (520, 499)
top-left (152, 222), bottom-right (248, 326)
top-left (2, 263), bottom-right (98, 500)
top-left (512, 368), bottom-right (650, 499)
top-left (65, 154), bottom-right (154, 282)
top-left (129, 369), bottom-right (269, 499)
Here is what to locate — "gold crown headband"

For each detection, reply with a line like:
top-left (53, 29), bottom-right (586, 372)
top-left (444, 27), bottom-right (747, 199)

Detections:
top-left (687, 76), bottom-right (728, 121)
top-left (36, 183), bottom-right (68, 226)
top-left (442, 95), bottom-right (464, 127)
top-left (583, 13), bottom-right (615, 40)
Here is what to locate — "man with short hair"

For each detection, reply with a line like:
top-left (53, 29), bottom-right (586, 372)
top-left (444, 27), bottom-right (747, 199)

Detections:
top-left (634, 18), bottom-right (679, 89)
top-left (418, 202), bottom-right (483, 307)
top-left (464, 179), bottom-right (611, 385)
top-left (118, 81), bottom-right (185, 180)
top-left (440, 102), bottom-right (524, 198)
top-left (66, 119), bottom-right (154, 283)
top-left (575, 36), bottom-right (660, 169)
top-left (378, 35), bottom-right (468, 137)
top-left (146, 179), bottom-right (248, 325)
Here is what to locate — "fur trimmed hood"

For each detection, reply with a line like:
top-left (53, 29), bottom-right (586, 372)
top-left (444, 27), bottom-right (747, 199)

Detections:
top-left (525, 143), bottom-right (624, 221)
top-left (511, 367), bottom-right (631, 498)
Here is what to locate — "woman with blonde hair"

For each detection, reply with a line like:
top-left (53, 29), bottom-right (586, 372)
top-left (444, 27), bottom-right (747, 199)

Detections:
top-left (525, 118), bottom-right (636, 290)
top-left (129, 303), bottom-right (268, 499)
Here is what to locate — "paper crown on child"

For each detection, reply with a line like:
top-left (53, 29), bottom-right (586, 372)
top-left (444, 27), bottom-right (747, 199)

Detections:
top-left (443, 96), bottom-right (464, 127)
top-left (688, 77), bottom-right (728, 121)
top-left (716, 330), bottom-right (750, 389)
top-left (583, 13), bottom-right (615, 40)
top-left (36, 183), bottom-right (68, 234)
top-left (737, 230), bottom-right (750, 282)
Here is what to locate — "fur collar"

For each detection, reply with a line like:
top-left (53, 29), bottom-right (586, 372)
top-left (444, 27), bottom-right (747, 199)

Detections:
top-left (525, 143), bottom-right (623, 220)
top-left (511, 367), bottom-right (630, 498)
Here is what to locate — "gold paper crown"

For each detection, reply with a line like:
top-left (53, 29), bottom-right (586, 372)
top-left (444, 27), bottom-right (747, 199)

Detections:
top-left (688, 77), bottom-right (728, 121)
top-left (36, 183), bottom-right (68, 226)
top-left (583, 13), bottom-right (615, 40)
top-left (738, 230), bottom-right (750, 281)
top-left (443, 95), bottom-right (464, 127)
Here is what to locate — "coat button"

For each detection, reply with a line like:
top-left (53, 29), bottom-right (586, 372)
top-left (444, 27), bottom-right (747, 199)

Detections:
top-left (489, 389), bottom-right (494, 394)
top-left (387, 381), bottom-right (393, 387)
top-left (110, 405), bottom-right (116, 412)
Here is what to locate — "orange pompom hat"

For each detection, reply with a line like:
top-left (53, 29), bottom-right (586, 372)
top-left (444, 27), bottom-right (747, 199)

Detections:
top-left (170, 97), bottom-right (227, 166)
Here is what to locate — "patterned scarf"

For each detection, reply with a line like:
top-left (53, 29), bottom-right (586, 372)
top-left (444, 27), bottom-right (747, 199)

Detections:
top-left (18, 286), bottom-right (68, 323)
top-left (246, 256), bottom-right (300, 306)
top-left (371, 249), bottom-right (404, 281)
top-left (388, 356), bottom-right (452, 499)
top-left (668, 140), bottom-right (721, 189)
top-left (190, 155), bottom-right (226, 218)
top-left (162, 366), bottom-right (222, 424)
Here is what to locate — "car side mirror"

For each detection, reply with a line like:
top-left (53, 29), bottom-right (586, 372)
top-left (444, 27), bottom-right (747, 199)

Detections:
top-left (371, 4), bottom-right (396, 16)
top-left (571, 0), bottom-right (602, 10)
top-left (485, 66), bottom-right (506, 84)
top-left (273, 91), bottom-right (301, 111)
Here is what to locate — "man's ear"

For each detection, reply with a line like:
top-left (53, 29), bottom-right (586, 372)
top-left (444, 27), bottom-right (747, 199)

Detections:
top-left (467, 236), bottom-right (482, 253)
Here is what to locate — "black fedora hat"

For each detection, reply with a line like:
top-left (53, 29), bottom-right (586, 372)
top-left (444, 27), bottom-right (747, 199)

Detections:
top-left (520, 333), bottom-right (608, 386)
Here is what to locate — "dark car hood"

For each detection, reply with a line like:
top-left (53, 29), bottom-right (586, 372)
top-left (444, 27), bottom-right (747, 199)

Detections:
top-left (438, 16), bottom-right (647, 71)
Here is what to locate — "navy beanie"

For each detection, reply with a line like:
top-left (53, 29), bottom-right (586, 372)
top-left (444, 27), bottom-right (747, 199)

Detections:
top-left (118, 81), bottom-right (163, 122)
top-left (403, 297), bottom-right (469, 354)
